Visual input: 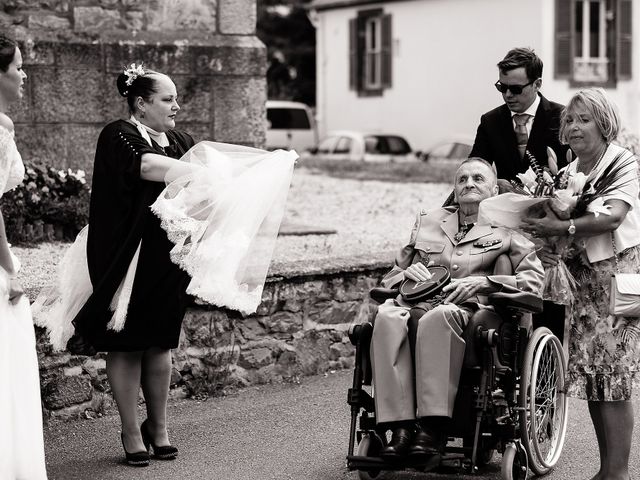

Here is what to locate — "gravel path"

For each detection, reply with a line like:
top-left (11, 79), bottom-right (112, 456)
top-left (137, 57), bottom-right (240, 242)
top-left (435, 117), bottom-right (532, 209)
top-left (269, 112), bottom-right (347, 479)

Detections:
top-left (13, 170), bottom-right (451, 293)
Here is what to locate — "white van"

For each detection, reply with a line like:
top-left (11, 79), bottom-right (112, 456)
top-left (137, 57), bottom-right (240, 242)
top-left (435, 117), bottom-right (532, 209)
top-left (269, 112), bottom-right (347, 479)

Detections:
top-left (265, 100), bottom-right (318, 152)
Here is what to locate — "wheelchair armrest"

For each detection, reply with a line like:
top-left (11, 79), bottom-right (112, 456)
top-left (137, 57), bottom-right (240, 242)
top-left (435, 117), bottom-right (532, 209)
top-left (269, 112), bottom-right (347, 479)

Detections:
top-left (487, 291), bottom-right (543, 314)
top-left (369, 287), bottom-right (398, 304)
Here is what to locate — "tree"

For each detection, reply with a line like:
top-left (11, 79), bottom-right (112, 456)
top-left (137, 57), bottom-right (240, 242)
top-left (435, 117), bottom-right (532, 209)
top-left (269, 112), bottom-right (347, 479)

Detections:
top-left (257, 0), bottom-right (316, 106)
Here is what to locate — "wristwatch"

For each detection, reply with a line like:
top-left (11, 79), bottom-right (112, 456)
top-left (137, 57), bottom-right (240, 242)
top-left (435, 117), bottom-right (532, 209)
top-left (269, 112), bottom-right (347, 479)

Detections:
top-left (567, 219), bottom-right (576, 236)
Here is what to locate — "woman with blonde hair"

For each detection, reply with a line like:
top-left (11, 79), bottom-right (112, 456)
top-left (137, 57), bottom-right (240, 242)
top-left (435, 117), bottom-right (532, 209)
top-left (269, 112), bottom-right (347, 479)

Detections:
top-left (523, 87), bottom-right (640, 480)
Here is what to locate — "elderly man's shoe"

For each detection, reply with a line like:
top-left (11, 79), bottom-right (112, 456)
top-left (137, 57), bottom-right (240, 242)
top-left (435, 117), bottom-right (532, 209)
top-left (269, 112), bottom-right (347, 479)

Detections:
top-left (409, 427), bottom-right (441, 458)
top-left (380, 428), bottom-right (412, 459)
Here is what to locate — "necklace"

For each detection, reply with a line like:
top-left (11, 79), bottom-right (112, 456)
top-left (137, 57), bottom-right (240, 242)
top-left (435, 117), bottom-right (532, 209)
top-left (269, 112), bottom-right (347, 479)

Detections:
top-left (454, 221), bottom-right (474, 242)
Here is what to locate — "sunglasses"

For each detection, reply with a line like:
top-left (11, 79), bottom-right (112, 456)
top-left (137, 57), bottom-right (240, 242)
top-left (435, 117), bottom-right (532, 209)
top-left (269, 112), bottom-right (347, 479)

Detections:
top-left (494, 79), bottom-right (537, 95)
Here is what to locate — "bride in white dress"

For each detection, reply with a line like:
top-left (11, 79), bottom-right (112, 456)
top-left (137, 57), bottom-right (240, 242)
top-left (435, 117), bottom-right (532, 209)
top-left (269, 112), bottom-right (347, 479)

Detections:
top-left (0, 35), bottom-right (48, 480)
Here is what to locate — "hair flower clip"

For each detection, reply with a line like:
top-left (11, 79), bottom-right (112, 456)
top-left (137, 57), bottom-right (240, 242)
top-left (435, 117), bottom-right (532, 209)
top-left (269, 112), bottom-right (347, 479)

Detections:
top-left (123, 63), bottom-right (145, 86)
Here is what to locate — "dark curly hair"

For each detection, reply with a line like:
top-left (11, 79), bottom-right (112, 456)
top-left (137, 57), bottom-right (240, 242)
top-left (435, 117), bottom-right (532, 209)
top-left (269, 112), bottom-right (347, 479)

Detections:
top-left (0, 34), bottom-right (18, 73)
top-left (116, 66), bottom-right (162, 114)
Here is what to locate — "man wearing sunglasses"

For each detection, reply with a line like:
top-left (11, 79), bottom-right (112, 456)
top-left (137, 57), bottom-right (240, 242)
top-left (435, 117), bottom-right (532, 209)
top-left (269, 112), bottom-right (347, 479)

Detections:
top-left (469, 47), bottom-right (568, 181)
top-left (469, 48), bottom-right (568, 345)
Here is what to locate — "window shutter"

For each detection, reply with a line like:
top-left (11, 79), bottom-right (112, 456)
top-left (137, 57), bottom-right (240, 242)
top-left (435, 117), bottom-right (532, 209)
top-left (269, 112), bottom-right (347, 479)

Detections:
top-left (617, 0), bottom-right (632, 79)
top-left (554, 0), bottom-right (572, 79)
top-left (349, 18), bottom-right (358, 90)
top-left (381, 14), bottom-right (392, 89)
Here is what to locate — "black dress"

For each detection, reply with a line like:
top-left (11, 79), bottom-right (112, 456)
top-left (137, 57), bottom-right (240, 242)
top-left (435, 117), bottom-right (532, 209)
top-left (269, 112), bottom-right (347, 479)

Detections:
top-left (73, 119), bottom-right (195, 352)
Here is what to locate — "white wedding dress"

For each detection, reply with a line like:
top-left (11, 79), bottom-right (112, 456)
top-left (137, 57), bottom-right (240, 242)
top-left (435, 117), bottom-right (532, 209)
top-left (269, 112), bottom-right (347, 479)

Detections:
top-left (0, 126), bottom-right (48, 479)
top-left (34, 140), bottom-right (296, 350)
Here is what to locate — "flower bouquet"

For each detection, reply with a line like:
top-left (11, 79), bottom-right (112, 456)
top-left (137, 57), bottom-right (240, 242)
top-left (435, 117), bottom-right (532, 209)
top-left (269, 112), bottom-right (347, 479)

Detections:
top-left (479, 148), bottom-right (577, 304)
top-left (480, 147), bottom-right (637, 305)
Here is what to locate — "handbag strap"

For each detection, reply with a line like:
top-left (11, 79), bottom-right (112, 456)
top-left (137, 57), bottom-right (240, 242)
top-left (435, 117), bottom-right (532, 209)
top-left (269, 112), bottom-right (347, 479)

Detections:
top-left (611, 232), bottom-right (621, 274)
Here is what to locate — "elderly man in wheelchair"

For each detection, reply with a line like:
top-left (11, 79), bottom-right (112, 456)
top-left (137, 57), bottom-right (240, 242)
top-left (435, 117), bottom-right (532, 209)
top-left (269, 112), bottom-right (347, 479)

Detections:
top-left (348, 157), bottom-right (567, 477)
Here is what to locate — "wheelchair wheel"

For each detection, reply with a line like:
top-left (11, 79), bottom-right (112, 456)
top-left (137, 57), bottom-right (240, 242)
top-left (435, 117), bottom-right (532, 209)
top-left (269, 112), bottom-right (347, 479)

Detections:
top-left (501, 442), bottom-right (528, 480)
top-left (519, 327), bottom-right (568, 476)
top-left (356, 433), bottom-right (384, 479)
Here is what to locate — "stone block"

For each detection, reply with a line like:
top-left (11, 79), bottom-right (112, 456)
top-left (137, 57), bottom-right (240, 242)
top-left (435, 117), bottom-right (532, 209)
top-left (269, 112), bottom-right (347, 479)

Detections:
top-left (7, 95), bottom-right (32, 123)
top-left (21, 41), bottom-right (55, 66)
top-left (236, 317), bottom-right (267, 341)
top-left (238, 346), bottom-right (273, 370)
top-left (43, 375), bottom-right (93, 410)
top-left (31, 67), bottom-right (110, 123)
top-left (220, 0), bottom-right (255, 34)
top-left (82, 358), bottom-right (106, 378)
top-left (173, 76), bottom-right (212, 123)
top-left (145, 0), bottom-right (216, 31)
top-left (213, 76), bottom-right (265, 146)
top-left (56, 43), bottom-right (103, 68)
top-left (15, 123), bottom-right (101, 172)
top-left (73, 6), bottom-right (121, 31)
top-left (260, 311), bottom-right (302, 335)
top-left (192, 42), bottom-right (267, 76)
top-left (27, 14), bottom-right (71, 30)
top-left (292, 330), bottom-right (332, 375)
top-left (64, 365), bottom-right (82, 376)
top-left (312, 302), bottom-right (359, 325)
top-left (180, 122), bottom-right (212, 143)
top-left (104, 42), bottom-right (192, 75)
top-left (123, 11), bottom-right (144, 31)
top-left (329, 341), bottom-right (353, 361)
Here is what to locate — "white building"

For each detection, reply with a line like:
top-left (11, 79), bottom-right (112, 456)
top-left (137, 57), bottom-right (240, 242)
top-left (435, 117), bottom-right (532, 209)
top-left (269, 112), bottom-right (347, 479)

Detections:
top-left (309, 0), bottom-right (638, 152)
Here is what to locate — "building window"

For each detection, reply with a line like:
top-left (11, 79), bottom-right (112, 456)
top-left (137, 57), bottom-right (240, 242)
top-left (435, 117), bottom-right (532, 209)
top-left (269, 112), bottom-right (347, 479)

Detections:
top-left (364, 17), bottom-right (382, 89)
top-left (555, 0), bottom-right (632, 85)
top-left (349, 10), bottom-right (392, 96)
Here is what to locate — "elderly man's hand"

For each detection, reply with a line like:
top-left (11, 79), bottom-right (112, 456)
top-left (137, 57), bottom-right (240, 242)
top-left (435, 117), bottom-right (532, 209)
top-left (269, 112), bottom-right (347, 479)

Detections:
top-left (404, 261), bottom-right (434, 282)
top-left (442, 276), bottom-right (492, 304)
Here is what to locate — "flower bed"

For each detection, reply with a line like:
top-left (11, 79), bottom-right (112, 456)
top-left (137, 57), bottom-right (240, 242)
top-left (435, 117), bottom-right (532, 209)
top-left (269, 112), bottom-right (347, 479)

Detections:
top-left (1, 165), bottom-right (89, 245)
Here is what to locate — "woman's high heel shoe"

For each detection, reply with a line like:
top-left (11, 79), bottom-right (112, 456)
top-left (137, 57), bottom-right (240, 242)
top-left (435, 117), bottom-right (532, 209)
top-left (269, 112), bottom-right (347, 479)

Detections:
top-left (120, 433), bottom-right (150, 467)
top-left (141, 419), bottom-right (178, 460)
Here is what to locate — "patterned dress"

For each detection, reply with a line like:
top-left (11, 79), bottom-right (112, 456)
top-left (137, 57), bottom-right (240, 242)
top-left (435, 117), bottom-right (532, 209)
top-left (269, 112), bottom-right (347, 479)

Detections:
top-left (565, 245), bottom-right (640, 401)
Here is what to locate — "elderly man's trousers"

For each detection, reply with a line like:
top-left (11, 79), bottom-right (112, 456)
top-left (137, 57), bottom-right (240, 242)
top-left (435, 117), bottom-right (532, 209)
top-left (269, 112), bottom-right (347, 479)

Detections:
top-left (370, 300), bottom-right (471, 424)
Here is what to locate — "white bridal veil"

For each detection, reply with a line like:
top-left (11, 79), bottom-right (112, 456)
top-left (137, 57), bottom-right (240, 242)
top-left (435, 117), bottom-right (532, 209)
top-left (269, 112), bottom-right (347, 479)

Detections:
top-left (34, 142), bottom-right (297, 350)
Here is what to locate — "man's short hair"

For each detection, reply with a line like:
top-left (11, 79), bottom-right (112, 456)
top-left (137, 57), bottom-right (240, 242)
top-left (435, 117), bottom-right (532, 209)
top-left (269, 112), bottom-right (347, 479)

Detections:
top-left (497, 47), bottom-right (543, 82)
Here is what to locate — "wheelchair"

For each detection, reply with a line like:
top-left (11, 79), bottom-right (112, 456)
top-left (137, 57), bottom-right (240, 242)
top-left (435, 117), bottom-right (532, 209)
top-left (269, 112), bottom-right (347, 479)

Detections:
top-left (346, 290), bottom-right (568, 480)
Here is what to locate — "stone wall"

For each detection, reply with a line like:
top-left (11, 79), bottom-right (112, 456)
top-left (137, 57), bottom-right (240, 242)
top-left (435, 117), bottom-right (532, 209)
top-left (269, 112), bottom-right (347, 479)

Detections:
top-left (35, 257), bottom-right (389, 419)
top-left (1, 0), bottom-right (266, 172)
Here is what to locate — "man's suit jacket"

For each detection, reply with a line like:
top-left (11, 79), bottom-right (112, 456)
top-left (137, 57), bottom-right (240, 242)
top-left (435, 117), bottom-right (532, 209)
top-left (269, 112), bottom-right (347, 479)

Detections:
top-left (469, 94), bottom-right (569, 181)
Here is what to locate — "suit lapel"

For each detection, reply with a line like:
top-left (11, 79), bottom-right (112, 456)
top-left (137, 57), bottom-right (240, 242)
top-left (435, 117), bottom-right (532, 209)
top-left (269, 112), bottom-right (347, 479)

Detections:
top-left (527, 94), bottom-right (549, 164)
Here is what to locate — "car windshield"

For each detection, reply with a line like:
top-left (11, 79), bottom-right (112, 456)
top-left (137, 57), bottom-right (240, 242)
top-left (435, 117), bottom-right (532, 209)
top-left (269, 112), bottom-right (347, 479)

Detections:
top-left (364, 135), bottom-right (411, 154)
top-left (267, 108), bottom-right (311, 130)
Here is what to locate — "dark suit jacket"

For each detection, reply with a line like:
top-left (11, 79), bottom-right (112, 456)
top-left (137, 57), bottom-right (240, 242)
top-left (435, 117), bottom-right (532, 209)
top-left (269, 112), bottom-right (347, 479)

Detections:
top-left (469, 94), bottom-right (569, 181)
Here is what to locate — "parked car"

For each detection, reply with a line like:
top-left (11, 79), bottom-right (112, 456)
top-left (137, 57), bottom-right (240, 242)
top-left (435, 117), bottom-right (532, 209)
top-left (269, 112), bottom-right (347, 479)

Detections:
top-left (301, 130), bottom-right (420, 162)
top-left (265, 100), bottom-right (318, 153)
top-left (421, 135), bottom-right (474, 162)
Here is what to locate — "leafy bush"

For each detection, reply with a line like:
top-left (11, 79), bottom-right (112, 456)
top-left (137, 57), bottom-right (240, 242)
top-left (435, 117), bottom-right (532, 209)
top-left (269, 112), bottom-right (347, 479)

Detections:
top-left (0, 164), bottom-right (90, 244)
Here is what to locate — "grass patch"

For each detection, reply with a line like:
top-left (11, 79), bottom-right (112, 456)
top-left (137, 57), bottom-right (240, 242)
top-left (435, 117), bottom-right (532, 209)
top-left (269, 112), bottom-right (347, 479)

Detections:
top-left (297, 158), bottom-right (459, 183)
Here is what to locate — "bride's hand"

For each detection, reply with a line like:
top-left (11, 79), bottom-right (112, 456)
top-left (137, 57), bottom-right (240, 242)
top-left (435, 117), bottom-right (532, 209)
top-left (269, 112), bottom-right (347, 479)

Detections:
top-left (9, 277), bottom-right (24, 304)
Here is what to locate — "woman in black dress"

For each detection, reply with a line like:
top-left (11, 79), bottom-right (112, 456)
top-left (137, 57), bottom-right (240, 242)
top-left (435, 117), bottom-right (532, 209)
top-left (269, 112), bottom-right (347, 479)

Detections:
top-left (73, 66), bottom-right (196, 466)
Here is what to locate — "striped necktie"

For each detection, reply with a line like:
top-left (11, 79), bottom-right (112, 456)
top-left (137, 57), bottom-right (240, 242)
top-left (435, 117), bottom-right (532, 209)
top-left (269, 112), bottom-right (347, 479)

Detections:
top-left (513, 113), bottom-right (531, 159)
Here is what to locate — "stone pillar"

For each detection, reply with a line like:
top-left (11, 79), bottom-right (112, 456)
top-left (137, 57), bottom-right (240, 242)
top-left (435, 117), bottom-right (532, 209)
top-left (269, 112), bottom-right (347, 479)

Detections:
top-left (2, 0), bottom-right (266, 172)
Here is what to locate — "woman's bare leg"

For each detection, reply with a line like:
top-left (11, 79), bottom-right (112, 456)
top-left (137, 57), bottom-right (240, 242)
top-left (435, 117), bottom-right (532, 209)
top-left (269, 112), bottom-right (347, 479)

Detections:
top-left (106, 351), bottom-right (146, 453)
